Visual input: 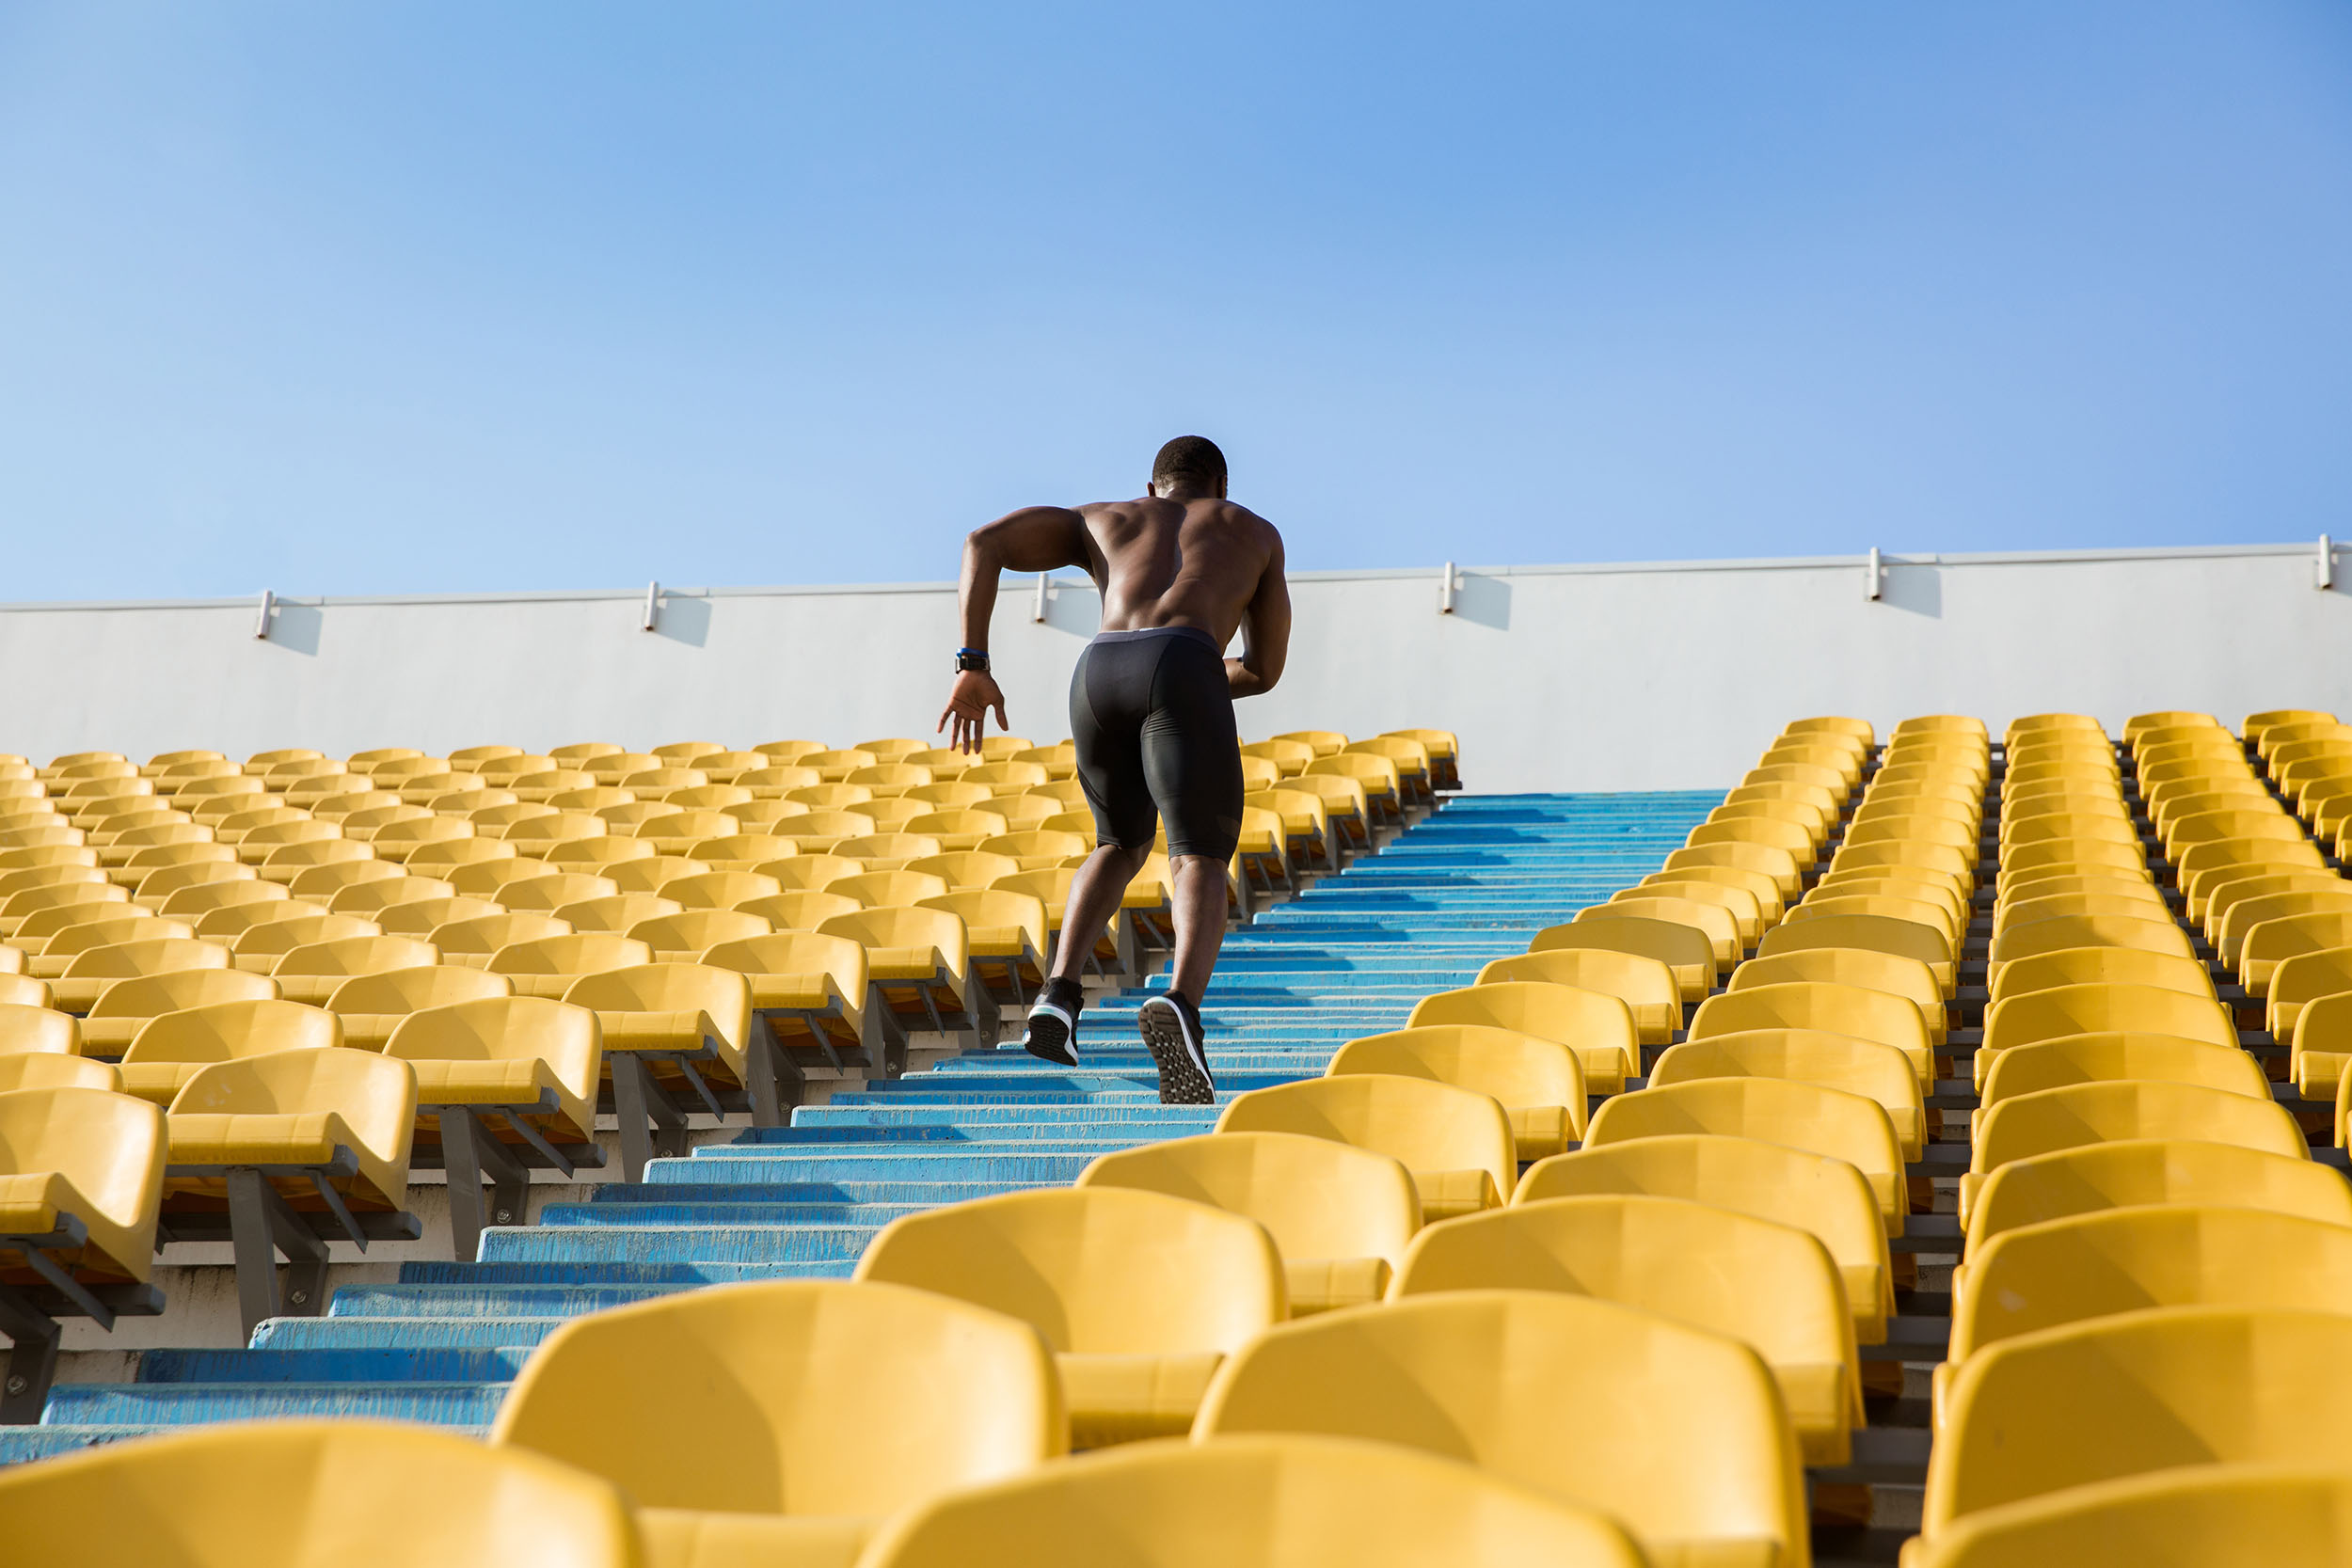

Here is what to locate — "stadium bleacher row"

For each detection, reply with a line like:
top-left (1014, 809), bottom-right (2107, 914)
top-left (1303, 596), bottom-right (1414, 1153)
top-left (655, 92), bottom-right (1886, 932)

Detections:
top-left (2, 710), bottom-right (2349, 1564)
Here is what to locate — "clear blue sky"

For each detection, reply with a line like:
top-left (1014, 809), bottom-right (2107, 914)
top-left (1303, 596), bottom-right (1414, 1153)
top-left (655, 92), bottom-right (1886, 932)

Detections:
top-left (4, 3), bottom-right (2347, 599)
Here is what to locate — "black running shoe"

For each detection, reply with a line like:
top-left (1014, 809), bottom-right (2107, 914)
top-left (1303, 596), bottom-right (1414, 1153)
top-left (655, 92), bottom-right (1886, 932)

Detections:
top-left (1138, 991), bottom-right (1216, 1104)
top-left (1022, 978), bottom-right (1084, 1068)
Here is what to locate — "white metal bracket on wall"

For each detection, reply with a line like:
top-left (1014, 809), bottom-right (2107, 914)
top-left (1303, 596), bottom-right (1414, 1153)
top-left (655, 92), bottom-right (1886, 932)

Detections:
top-left (642, 581), bottom-right (660, 632)
top-left (254, 590), bottom-right (275, 640)
top-left (2321, 535), bottom-right (2337, 591)
top-left (1438, 562), bottom-right (1460, 614)
top-left (1033, 573), bottom-right (1051, 622)
top-left (1865, 547), bottom-right (1884, 601)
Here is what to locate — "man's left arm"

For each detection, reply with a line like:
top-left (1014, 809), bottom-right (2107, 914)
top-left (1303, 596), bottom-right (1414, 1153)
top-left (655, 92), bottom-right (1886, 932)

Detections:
top-left (939, 505), bottom-right (1090, 752)
top-left (1227, 530), bottom-right (1291, 699)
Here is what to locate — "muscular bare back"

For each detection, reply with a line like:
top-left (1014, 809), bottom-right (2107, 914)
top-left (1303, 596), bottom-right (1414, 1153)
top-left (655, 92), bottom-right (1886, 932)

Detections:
top-left (1079, 495), bottom-right (1280, 647)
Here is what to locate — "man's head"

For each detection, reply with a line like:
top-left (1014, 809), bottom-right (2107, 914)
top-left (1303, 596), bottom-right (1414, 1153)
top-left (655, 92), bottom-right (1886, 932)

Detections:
top-left (1150, 436), bottom-right (1228, 499)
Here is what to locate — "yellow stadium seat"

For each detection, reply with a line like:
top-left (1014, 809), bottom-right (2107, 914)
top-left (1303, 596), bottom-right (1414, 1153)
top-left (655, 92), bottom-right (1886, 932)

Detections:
top-left (553, 892), bottom-right (684, 934)
top-left (603, 853), bottom-right (715, 894)
top-left (2267, 944), bottom-right (2352, 1043)
top-left (495, 872), bottom-right (622, 913)
top-left (326, 874), bottom-right (463, 916)
top-left (626, 908), bottom-right (774, 963)
top-left (428, 911), bottom-right (573, 967)
top-left (0, 1003), bottom-right (78, 1057)
top-left (1986, 915), bottom-right (2194, 990)
top-left (1963, 1137), bottom-right (2351, 1258)
top-left (72, 968), bottom-right (276, 1054)
top-left (1977, 983), bottom-right (2236, 1085)
top-left (323, 962), bottom-right (513, 1051)
top-left (818, 904), bottom-right (995, 1046)
top-left (1217, 1074), bottom-right (1515, 1223)
top-left (119, 998), bottom-right (341, 1105)
top-left (494, 1278), bottom-right (1062, 1567)
top-left (1989, 945), bottom-right (2213, 1006)
top-left (1962, 1080), bottom-right (2304, 1220)
top-left (1663, 841), bottom-right (1804, 901)
top-left (28, 914), bottom-right (197, 978)
top-left (1194, 1292), bottom-right (1802, 1565)
top-left (1530, 914), bottom-right (1713, 1004)
top-left (1757, 912), bottom-right (1955, 995)
top-left (1910, 1461), bottom-right (2352, 1568)
top-left (485, 932), bottom-right (646, 1000)
top-left (1586, 1077), bottom-right (1909, 1231)
top-left (1945, 1209), bottom-right (2352, 1426)
top-left (267, 934), bottom-right (437, 1006)
top-left (855, 1185), bottom-right (1283, 1449)
top-left (0, 1085), bottom-right (165, 1350)
top-left (1394, 1196), bottom-right (1859, 1464)
top-left (563, 962), bottom-right (764, 1179)
top-left (1474, 948), bottom-right (1680, 1046)
top-left (0, 1419), bottom-right (638, 1567)
top-left (701, 929), bottom-right (876, 1075)
top-left (1690, 981), bottom-right (1932, 1090)
top-left (1995, 838), bottom-right (2144, 885)
top-left (655, 870), bottom-right (787, 911)
top-left (50, 936), bottom-right (235, 1012)
top-left (1652, 1030), bottom-right (1925, 1159)
top-left (1079, 1132), bottom-right (1420, 1316)
top-left (1517, 1133), bottom-right (1893, 1344)
top-left (1403, 980), bottom-right (1635, 1097)
top-left (1727, 948), bottom-right (1947, 1044)
top-left (2243, 910), bottom-right (2352, 994)
top-left (387, 996), bottom-right (602, 1258)
top-left (1613, 878), bottom-right (1765, 947)
top-left (865, 1432), bottom-right (1644, 1568)
top-left (919, 889), bottom-right (1049, 1003)
top-left (738, 889), bottom-right (864, 931)
top-left (2299, 990), bottom-right (2352, 1101)
top-left (1327, 1025), bottom-right (1587, 1158)
top-left (1978, 1034), bottom-right (2268, 1123)
top-left (166, 1046), bottom-right (418, 1334)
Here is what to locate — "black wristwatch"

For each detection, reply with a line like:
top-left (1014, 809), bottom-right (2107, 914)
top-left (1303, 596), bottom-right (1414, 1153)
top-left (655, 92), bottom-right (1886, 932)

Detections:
top-left (955, 648), bottom-right (991, 673)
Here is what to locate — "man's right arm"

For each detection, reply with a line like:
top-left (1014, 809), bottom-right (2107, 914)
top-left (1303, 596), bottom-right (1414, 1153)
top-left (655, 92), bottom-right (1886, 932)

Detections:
top-left (939, 505), bottom-right (1091, 752)
top-left (1226, 528), bottom-right (1291, 699)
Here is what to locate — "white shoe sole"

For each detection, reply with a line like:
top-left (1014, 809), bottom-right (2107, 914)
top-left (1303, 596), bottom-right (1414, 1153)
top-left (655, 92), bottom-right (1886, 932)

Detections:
top-left (1023, 1001), bottom-right (1079, 1068)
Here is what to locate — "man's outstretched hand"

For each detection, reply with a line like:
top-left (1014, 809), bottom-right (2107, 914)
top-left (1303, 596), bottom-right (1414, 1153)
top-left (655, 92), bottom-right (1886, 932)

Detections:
top-left (938, 670), bottom-right (1009, 755)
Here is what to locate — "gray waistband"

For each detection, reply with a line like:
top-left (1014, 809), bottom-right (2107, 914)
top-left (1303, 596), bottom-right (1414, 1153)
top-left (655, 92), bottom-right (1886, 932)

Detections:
top-left (1089, 625), bottom-right (1221, 652)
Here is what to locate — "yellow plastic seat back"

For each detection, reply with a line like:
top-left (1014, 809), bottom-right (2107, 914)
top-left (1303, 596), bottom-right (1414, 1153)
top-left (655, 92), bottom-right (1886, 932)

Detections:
top-left (494, 1278), bottom-right (1062, 1547)
top-left (1328, 1025), bottom-right (1587, 1152)
top-left (1517, 1132), bottom-right (1893, 1340)
top-left (1404, 982), bottom-right (1637, 1094)
top-left (1530, 914), bottom-right (1714, 1004)
top-left (1912, 1461), bottom-right (2352, 1568)
top-left (0, 1005), bottom-right (78, 1057)
top-left (124, 998), bottom-right (342, 1063)
top-left (1691, 981), bottom-right (1932, 1067)
top-left (1756, 912), bottom-right (1955, 990)
top-left (487, 933), bottom-right (651, 981)
top-left (1652, 1029), bottom-right (1925, 1158)
top-left (1726, 949), bottom-right (1946, 1039)
top-left (562, 962), bottom-right (753, 1060)
top-left (855, 1186), bottom-right (1283, 1449)
top-left (1930, 1307), bottom-right (2352, 1538)
top-left (1969, 1080), bottom-right (2305, 1192)
top-left (1078, 1132), bottom-right (1420, 1316)
top-left (1989, 946), bottom-right (2215, 1003)
top-left (1473, 948), bottom-right (1679, 1044)
top-left (1986, 916), bottom-right (2194, 985)
top-left (1389, 1197), bottom-right (1860, 1463)
top-left (0, 1085), bottom-right (165, 1279)
top-left (1216, 1074), bottom-right (1516, 1220)
top-left (0, 1419), bottom-right (636, 1568)
top-left (1981, 983), bottom-right (2236, 1061)
top-left (1580, 895), bottom-right (1739, 967)
top-left (1953, 1206), bottom-right (2352, 1362)
top-left (325, 963), bottom-right (512, 1015)
top-left (1964, 1138), bottom-right (2352, 1254)
top-left (168, 1046), bottom-right (417, 1209)
top-left (0, 1053), bottom-right (118, 1093)
top-left (1584, 1077), bottom-right (1907, 1229)
top-left (864, 1432), bottom-right (1645, 1568)
top-left (385, 996), bottom-right (601, 1135)
top-left (1194, 1291), bottom-right (1806, 1567)
top-left (1978, 1034), bottom-right (2269, 1112)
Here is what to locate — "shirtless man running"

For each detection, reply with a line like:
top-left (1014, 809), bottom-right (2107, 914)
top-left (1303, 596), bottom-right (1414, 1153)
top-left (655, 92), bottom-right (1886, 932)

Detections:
top-left (937, 436), bottom-right (1291, 1104)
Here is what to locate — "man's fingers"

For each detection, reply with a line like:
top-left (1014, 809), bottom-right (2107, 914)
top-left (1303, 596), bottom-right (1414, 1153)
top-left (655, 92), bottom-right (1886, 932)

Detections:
top-left (992, 698), bottom-right (1009, 731)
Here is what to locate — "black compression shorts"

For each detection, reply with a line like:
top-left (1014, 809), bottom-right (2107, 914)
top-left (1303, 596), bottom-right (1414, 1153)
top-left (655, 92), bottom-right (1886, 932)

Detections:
top-left (1068, 626), bottom-right (1245, 862)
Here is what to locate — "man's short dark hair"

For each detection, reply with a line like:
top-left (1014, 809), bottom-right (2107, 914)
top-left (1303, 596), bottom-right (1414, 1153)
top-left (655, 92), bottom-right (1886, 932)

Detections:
top-left (1152, 436), bottom-right (1227, 492)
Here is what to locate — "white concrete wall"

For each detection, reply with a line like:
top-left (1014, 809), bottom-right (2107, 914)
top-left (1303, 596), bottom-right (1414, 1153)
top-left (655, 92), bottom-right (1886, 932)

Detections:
top-left (3, 542), bottom-right (2344, 793)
